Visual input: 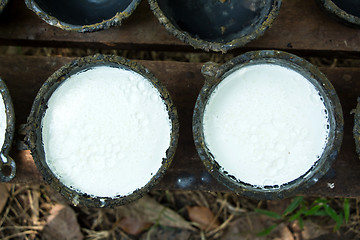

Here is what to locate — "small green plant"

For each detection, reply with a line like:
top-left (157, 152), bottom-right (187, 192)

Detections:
top-left (255, 197), bottom-right (351, 236)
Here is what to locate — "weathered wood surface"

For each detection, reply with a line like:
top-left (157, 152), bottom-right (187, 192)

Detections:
top-left (0, 55), bottom-right (359, 197)
top-left (0, 0), bottom-right (360, 55)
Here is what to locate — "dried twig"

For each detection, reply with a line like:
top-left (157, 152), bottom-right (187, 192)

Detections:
top-left (3, 230), bottom-right (38, 240)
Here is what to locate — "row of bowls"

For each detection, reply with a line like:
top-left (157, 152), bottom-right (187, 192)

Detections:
top-left (0, 0), bottom-right (358, 207)
top-left (1, 0), bottom-right (360, 52)
top-left (0, 50), bottom-right (356, 207)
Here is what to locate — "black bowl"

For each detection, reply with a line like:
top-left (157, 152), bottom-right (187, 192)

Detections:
top-left (317, 0), bottom-right (360, 27)
top-left (26, 55), bottom-right (179, 207)
top-left (25, 0), bottom-right (142, 32)
top-left (193, 50), bottom-right (344, 200)
top-left (149, 0), bottom-right (282, 52)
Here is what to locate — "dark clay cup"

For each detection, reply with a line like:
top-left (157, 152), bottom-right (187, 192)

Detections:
top-left (26, 55), bottom-right (179, 207)
top-left (25, 0), bottom-right (142, 32)
top-left (193, 50), bottom-right (344, 200)
top-left (354, 98), bottom-right (360, 158)
top-left (0, 0), bottom-right (8, 15)
top-left (0, 77), bottom-right (15, 182)
top-left (148, 0), bottom-right (282, 52)
top-left (317, 0), bottom-right (360, 27)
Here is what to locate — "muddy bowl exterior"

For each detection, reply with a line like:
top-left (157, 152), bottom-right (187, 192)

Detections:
top-left (0, 0), bottom-right (8, 15)
top-left (193, 50), bottom-right (344, 200)
top-left (26, 55), bottom-right (179, 207)
top-left (25, 0), bottom-right (141, 32)
top-left (354, 98), bottom-right (360, 158)
top-left (148, 0), bottom-right (282, 52)
top-left (0, 77), bottom-right (15, 182)
top-left (316, 0), bottom-right (360, 27)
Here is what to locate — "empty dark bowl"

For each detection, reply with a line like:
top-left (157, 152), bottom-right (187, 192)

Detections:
top-left (0, 77), bottom-right (15, 182)
top-left (25, 0), bottom-right (142, 32)
top-left (26, 55), bottom-right (179, 207)
top-left (317, 0), bottom-right (360, 27)
top-left (193, 50), bottom-right (344, 200)
top-left (149, 0), bottom-right (282, 52)
top-left (0, 0), bottom-right (8, 15)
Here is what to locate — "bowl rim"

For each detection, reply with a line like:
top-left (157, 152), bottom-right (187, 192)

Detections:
top-left (24, 0), bottom-right (142, 32)
top-left (26, 54), bottom-right (179, 207)
top-left (317, 0), bottom-right (360, 27)
top-left (0, 78), bottom-right (15, 156)
top-left (148, 0), bottom-right (282, 52)
top-left (0, 77), bottom-right (16, 182)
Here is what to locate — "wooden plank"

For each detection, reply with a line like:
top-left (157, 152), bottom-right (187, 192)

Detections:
top-left (0, 0), bottom-right (360, 55)
top-left (0, 55), bottom-right (359, 197)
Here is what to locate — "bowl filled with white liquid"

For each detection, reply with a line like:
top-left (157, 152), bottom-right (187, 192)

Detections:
top-left (0, 77), bottom-right (15, 182)
top-left (26, 55), bottom-right (179, 207)
top-left (193, 50), bottom-right (343, 199)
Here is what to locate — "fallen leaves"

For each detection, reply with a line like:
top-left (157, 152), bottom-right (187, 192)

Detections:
top-left (114, 195), bottom-right (195, 234)
top-left (298, 220), bottom-right (331, 240)
top-left (0, 185), bottom-right (352, 240)
top-left (42, 204), bottom-right (83, 240)
top-left (222, 214), bottom-right (272, 240)
top-left (117, 217), bottom-right (152, 235)
top-left (187, 206), bottom-right (220, 230)
top-left (140, 227), bottom-right (192, 240)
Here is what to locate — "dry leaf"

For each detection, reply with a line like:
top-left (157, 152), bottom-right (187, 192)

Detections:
top-left (115, 195), bottom-right (195, 231)
top-left (118, 217), bottom-right (152, 235)
top-left (302, 220), bottom-right (332, 240)
top-left (222, 214), bottom-right (276, 240)
top-left (0, 183), bottom-right (9, 213)
top-left (186, 206), bottom-right (220, 230)
top-left (272, 223), bottom-right (294, 240)
top-left (42, 204), bottom-right (83, 240)
top-left (140, 227), bottom-right (192, 240)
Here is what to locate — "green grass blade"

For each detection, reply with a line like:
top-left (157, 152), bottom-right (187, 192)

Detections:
top-left (311, 209), bottom-right (328, 216)
top-left (343, 198), bottom-right (350, 224)
top-left (283, 196), bottom-right (304, 216)
top-left (334, 212), bottom-right (343, 232)
top-left (324, 204), bottom-right (340, 222)
top-left (289, 208), bottom-right (305, 222)
top-left (299, 217), bottom-right (304, 230)
top-left (257, 224), bottom-right (278, 236)
top-left (255, 208), bottom-right (281, 219)
top-left (314, 198), bottom-right (328, 204)
top-left (304, 204), bottom-right (323, 216)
